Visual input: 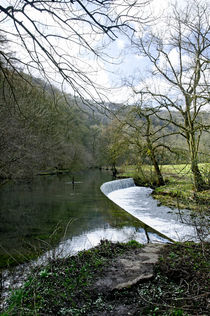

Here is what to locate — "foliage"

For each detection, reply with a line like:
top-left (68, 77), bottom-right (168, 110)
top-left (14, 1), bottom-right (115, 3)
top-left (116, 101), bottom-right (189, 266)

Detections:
top-left (98, 119), bottom-right (130, 168)
top-left (3, 240), bottom-right (143, 315)
top-left (154, 242), bottom-right (210, 315)
top-left (2, 241), bottom-right (209, 316)
top-left (0, 71), bottom-right (101, 180)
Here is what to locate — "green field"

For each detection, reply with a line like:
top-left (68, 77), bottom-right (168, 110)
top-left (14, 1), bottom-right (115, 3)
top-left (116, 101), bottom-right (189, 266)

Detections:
top-left (119, 163), bottom-right (210, 213)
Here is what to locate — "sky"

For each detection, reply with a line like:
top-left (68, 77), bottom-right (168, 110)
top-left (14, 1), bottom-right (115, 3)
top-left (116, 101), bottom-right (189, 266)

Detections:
top-left (103, 0), bottom-right (210, 106)
top-left (1, 0), bottom-right (209, 109)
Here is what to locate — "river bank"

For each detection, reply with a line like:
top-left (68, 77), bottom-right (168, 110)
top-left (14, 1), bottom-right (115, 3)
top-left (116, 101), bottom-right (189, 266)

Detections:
top-left (2, 240), bottom-right (209, 315)
top-left (118, 164), bottom-right (210, 214)
top-left (1, 172), bottom-right (209, 315)
top-left (0, 169), bottom-right (172, 271)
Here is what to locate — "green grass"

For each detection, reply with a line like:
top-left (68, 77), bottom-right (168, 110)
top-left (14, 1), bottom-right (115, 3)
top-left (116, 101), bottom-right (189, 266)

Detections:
top-left (119, 163), bottom-right (210, 181)
top-left (2, 240), bottom-right (209, 316)
top-left (119, 163), bottom-right (210, 213)
top-left (2, 240), bottom-right (143, 316)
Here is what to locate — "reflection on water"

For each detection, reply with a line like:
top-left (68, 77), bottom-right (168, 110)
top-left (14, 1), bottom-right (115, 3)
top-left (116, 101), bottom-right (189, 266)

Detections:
top-left (0, 170), bottom-right (169, 268)
top-left (1, 224), bottom-right (168, 311)
top-left (0, 171), bottom-right (170, 308)
top-left (39, 226), bottom-right (167, 263)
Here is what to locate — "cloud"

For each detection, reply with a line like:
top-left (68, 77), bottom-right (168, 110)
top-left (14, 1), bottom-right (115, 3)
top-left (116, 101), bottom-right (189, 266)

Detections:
top-left (116, 39), bottom-right (126, 49)
top-left (2, 0), bottom-right (208, 106)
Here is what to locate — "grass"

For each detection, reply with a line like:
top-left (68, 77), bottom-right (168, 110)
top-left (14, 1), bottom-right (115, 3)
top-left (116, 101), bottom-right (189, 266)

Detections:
top-left (2, 240), bottom-right (143, 315)
top-left (119, 163), bottom-right (210, 182)
top-left (118, 163), bottom-right (210, 213)
top-left (2, 240), bottom-right (209, 316)
top-left (0, 251), bottom-right (40, 271)
top-left (1, 164), bottom-right (209, 315)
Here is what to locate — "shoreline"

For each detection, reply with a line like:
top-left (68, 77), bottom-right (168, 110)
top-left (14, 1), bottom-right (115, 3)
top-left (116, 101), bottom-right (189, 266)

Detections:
top-left (1, 240), bottom-right (209, 315)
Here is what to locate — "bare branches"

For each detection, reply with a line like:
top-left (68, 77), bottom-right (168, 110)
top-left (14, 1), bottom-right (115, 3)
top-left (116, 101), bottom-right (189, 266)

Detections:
top-left (127, 0), bottom-right (209, 190)
top-left (0, 1), bottom-right (151, 102)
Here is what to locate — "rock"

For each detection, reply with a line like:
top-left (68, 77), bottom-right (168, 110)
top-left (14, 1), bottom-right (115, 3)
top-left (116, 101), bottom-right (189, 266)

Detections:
top-left (94, 244), bottom-right (165, 292)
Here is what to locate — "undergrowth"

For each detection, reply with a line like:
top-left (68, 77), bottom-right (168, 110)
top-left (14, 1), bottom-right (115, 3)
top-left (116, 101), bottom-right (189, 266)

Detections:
top-left (1, 240), bottom-right (209, 316)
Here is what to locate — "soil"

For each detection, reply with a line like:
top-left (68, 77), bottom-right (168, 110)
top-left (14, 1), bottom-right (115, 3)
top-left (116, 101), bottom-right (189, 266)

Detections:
top-left (2, 241), bottom-right (210, 316)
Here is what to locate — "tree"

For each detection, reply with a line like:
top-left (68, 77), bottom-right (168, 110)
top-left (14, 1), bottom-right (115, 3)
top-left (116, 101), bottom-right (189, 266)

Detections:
top-left (99, 118), bottom-right (130, 171)
top-left (113, 98), bottom-right (184, 186)
top-left (0, 0), bottom-right (150, 103)
top-left (124, 105), bottom-right (166, 185)
top-left (0, 71), bottom-right (97, 179)
top-left (132, 0), bottom-right (210, 191)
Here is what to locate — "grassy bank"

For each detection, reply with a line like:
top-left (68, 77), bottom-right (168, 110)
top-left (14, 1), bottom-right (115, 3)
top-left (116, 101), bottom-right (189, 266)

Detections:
top-left (118, 163), bottom-right (210, 213)
top-left (2, 240), bottom-right (209, 315)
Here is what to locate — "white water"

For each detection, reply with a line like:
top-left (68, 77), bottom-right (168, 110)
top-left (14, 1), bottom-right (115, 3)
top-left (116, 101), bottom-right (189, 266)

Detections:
top-left (1, 225), bottom-right (167, 310)
top-left (1, 177), bottom-right (206, 310)
top-left (100, 178), bottom-right (135, 195)
top-left (101, 179), bottom-right (206, 242)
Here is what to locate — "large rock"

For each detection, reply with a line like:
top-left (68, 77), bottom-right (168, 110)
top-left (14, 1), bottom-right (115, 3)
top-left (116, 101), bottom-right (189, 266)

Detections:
top-left (94, 244), bottom-right (165, 292)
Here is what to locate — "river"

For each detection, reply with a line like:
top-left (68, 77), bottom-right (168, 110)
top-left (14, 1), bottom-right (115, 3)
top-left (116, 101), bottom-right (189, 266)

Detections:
top-left (102, 178), bottom-right (202, 242)
top-left (0, 170), bottom-right (168, 269)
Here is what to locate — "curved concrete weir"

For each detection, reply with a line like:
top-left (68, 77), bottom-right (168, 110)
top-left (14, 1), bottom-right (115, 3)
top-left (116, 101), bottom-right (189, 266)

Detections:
top-left (101, 178), bottom-right (135, 195)
top-left (101, 178), bottom-right (199, 242)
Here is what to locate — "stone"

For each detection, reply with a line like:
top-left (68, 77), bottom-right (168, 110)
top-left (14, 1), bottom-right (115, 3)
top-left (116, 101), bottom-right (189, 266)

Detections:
top-left (94, 244), bottom-right (165, 292)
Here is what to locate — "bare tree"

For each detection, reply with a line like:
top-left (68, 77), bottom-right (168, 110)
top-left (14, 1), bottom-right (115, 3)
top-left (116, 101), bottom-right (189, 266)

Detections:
top-left (132, 0), bottom-right (210, 191)
top-left (116, 95), bottom-right (185, 186)
top-left (124, 105), bottom-right (166, 185)
top-left (0, 0), bottom-right (150, 103)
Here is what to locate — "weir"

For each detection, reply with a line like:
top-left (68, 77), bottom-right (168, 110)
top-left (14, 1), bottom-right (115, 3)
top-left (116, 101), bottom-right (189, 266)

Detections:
top-left (100, 178), bottom-right (135, 195)
top-left (100, 178), bottom-right (203, 242)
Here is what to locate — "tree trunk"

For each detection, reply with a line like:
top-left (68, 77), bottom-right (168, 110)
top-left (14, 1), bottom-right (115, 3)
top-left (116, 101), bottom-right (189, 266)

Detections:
top-left (147, 145), bottom-right (165, 186)
top-left (188, 134), bottom-right (206, 191)
top-left (191, 158), bottom-right (206, 192)
top-left (184, 105), bottom-right (206, 192)
top-left (145, 117), bottom-right (165, 186)
top-left (151, 152), bottom-right (165, 186)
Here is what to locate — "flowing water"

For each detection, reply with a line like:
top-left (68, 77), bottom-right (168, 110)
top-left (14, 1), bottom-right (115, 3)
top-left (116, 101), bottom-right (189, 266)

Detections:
top-left (1, 171), bottom-right (204, 308)
top-left (0, 170), bottom-right (169, 268)
top-left (101, 178), bottom-right (204, 242)
top-left (0, 170), bottom-right (170, 308)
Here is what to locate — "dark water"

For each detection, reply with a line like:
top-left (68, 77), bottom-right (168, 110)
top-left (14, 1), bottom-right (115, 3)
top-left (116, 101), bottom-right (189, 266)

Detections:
top-left (0, 170), bottom-right (168, 266)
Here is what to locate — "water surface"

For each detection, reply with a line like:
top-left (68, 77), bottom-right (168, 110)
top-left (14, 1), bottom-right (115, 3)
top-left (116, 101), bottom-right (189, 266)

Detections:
top-left (0, 170), bottom-right (168, 266)
top-left (107, 185), bottom-right (200, 242)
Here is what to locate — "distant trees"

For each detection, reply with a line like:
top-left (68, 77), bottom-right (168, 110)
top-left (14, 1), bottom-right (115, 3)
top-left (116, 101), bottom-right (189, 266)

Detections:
top-left (130, 0), bottom-right (210, 191)
top-left (0, 0), bottom-right (209, 189)
top-left (0, 1), bottom-right (153, 180)
top-left (98, 118), bottom-right (130, 170)
top-left (0, 72), bottom-right (97, 179)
